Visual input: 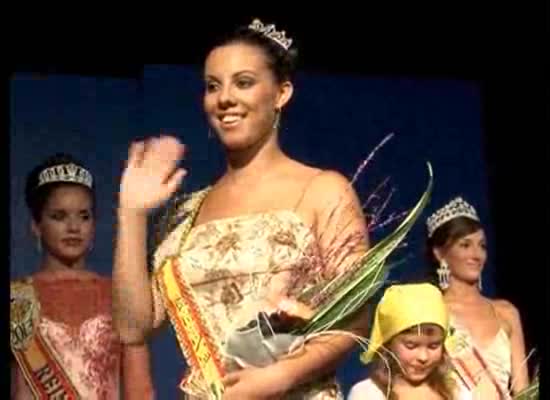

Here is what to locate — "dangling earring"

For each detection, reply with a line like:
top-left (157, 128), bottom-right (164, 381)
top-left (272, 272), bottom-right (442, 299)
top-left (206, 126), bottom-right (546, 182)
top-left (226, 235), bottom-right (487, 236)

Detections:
top-left (437, 260), bottom-right (450, 290)
top-left (273, 108), bottom-right (281, 132)
top-left (478, 275), bottom-right (483, 291)
top-left (88, 242), bottom-right (94, 253)
top-left (36, 237), bottom-right (42, 253)
top-left (208, 128), bottom-right (214, 139)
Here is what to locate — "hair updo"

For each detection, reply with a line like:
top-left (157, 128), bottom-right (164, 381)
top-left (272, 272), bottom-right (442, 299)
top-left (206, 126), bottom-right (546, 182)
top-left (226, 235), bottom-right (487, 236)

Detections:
top-left (206, 19), bottom-right (299, 83)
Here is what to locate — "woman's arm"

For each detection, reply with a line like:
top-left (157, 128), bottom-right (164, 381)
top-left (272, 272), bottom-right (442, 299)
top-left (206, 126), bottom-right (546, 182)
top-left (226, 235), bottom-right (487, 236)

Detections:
top-left (280, 171), bottom-right (369, 378)
top-left (267, 307), bottom-right (370, 389)
top-left (495, 300), bottom-right (530, 394)
top-left (113, 138), bottom-right (186, 344)
top-left (113, 208), bottom-right (155, 344)
top-left (121, 343), bottom-right (156, 399)
top-left (272, 170), bottom-right (370, 385)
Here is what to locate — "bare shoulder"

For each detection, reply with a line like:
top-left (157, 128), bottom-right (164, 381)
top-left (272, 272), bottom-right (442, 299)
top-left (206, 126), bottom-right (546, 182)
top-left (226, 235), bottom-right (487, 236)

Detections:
top-left (301, 168), bottom-right (358, 207)
top-left (282, 159), bottom-right (323, 182)
top-left (491, 298), bottom-right (523, 332)
top-left (281, 160), bottom-right (365, 229)
top-left (492, 298), bottom-right (520, 317)
top-left (310, 169), bottom-right (352, 189)
top-left (281, 160), bottom-right (351, 202)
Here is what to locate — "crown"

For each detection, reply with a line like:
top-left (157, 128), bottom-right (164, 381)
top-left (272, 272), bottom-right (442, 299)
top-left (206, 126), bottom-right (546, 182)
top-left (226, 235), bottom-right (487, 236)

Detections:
top-left (248, 18), bottom-right (293, 50)
top-left (426, 197), bottom-right (479, 237)
top-left (38, 163), bottom-right (93, 189)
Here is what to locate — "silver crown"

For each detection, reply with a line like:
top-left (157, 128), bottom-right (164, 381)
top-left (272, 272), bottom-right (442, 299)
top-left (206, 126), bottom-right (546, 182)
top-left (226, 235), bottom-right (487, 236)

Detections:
top-left (426, 197), bottom-right (479, 237)
top-left (248, 18), bottom-right (293, 50)
top-left (38, 163), bottom-right (93, 189)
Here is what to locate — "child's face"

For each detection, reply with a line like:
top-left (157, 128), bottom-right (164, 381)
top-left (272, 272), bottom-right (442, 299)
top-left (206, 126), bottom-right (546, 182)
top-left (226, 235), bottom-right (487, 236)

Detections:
top-left (389, 324), bottom-right (445, 384)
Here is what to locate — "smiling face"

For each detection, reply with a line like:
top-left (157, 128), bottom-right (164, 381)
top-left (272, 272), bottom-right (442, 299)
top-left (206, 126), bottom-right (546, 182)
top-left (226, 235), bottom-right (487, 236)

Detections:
top-left (428, 216), bottom-right (486, 287)
top-left (389, 324), bottom-right (445, 384)
top-left (203, 42), bottom-right (293, 152)
top-left (436, 229), bottom-right (487, 284)
top-left (32, 185), bottom-right (95, 265)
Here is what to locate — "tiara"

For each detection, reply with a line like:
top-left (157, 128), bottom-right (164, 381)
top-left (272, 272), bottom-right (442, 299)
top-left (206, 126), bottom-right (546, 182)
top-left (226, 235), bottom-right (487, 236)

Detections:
top-left (426, 197), bottom-right (479, 237)
top-left (38, 163), bottom-right (93, 189)
top-left (248, 18), bottom-right (293, 50)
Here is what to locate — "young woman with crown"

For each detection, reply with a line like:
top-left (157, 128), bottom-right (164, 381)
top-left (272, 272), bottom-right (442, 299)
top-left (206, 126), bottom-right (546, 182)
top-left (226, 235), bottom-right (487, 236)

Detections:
top-left (10, 154), bottom-right (154, 399)
top-left (425, 197), bottom-right (531, 399)
top-left (111, 18), bottom-right (433, 399)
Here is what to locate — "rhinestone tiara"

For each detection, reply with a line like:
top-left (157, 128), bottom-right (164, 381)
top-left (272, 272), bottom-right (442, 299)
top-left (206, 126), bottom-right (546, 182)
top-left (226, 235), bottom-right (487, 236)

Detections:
top-left (426, 197), bottom-right (479, 237)
top-left (38, 163), bottom-right (93, 189)
top-left (248, 18), bottom-right (293, 51)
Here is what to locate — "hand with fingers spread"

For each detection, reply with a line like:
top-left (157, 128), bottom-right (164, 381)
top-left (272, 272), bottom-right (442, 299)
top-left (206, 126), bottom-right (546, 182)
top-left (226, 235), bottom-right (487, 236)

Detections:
top-left (119, 136), bottom-right (187, 214)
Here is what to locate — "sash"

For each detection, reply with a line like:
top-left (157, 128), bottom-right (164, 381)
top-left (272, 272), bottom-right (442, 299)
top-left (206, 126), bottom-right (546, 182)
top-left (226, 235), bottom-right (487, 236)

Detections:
top-left (154, 189), bottom-right (225, 399)
top-left (453, 347), bottom-right (509, 399)
top-left (10, 280), bottom-right (81, 400)
top-left (445, 322), bottom-right (511, 400)
top-left (446, 330), bottom-right (509, 400)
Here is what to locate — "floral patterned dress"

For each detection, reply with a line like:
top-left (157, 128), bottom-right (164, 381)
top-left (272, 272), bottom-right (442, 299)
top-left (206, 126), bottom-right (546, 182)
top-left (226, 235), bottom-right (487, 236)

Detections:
top-left (152, 189), bottom-right (344, 399)
top-left (11, 274), bottom-right (122, 399)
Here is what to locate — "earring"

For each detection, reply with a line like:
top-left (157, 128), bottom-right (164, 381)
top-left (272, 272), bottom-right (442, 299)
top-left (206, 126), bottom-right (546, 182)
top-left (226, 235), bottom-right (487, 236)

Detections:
top-left (273, 108), bottom-right (281, 132)
top-left (88, 242), bottom-right (94, 252)
top-left (478, 275), bottom-right (483, 291)
top-left (208, 128), bottom-right (214, 139)
top-left (437, 260), bottom-right (450, 290)
top-left (36, 237), bottom-right (42, 253)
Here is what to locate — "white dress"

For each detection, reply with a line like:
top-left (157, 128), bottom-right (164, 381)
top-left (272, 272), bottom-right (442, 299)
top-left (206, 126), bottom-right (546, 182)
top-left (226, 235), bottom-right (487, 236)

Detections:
top-left (347, 377), bottom-right (472, 399)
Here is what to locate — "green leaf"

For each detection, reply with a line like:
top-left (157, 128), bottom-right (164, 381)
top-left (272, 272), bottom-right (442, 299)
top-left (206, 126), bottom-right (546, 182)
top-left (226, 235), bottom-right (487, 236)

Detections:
top-left (295, 162), bottom-right (434, 335)
top-left (514, 375), bottom-right (539, 400)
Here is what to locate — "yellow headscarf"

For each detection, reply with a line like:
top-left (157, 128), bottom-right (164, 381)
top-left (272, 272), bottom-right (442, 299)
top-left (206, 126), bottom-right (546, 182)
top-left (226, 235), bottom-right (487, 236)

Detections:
top-left (360, 283), bottom-right (449, 364)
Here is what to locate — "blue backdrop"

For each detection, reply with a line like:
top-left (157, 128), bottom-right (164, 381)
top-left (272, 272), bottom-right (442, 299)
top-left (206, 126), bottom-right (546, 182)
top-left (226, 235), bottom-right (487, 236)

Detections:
top-left (10, 65), bottom-right (492, 398)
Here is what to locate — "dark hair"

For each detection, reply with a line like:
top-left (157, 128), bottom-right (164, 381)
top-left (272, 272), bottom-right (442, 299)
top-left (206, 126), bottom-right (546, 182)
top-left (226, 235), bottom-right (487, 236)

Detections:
top-left (425, 217), bottom-right (483, 282)
top-left (25, 153), bottom-right (95, 222)
top-left (206, 20), bottom-right (299, 83)
top-left (370, 325), bottom-right (456, 399)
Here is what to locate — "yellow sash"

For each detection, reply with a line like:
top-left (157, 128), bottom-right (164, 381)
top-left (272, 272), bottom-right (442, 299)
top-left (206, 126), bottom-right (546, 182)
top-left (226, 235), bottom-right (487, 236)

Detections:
top-left (10, 280), bottom-right (81, 399)
top-left (155, 189), bottom-right (225, 399)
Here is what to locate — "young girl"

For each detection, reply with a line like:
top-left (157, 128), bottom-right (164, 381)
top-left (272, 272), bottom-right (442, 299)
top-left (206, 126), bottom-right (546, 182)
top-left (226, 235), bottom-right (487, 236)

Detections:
top-left (348, 283), bottom-right (465, 400)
